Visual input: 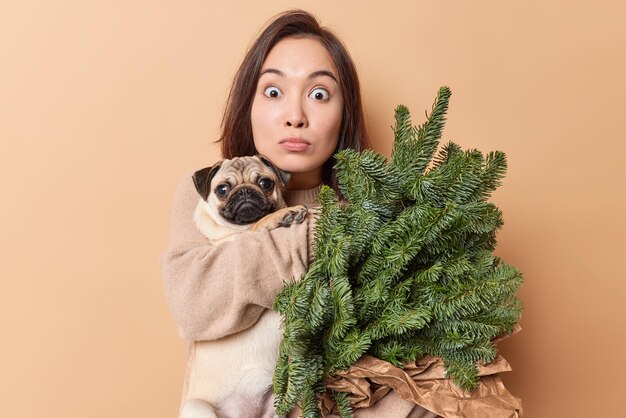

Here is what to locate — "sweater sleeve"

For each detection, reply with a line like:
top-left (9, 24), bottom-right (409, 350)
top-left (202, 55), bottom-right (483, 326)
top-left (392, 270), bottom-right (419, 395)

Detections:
top-left (161, 172), bottom-right (315, 341)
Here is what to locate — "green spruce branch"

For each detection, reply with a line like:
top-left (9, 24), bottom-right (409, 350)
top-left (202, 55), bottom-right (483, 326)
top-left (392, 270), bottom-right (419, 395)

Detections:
top-left (273, 86), bottom-right (523, 418)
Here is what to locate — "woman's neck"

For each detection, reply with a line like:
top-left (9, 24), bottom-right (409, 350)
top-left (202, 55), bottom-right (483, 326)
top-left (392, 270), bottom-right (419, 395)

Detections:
top-left (285, 167), bottom-right (323, 191)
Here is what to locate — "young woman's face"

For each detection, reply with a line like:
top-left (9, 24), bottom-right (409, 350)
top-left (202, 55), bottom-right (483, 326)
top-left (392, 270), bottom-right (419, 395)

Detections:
top-left (251, 37), bottom-right (343, 190)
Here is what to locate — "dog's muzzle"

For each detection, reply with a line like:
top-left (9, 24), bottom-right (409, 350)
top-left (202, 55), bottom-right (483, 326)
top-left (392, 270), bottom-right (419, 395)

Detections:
top-left (220, 188), bottom-right (275, 225)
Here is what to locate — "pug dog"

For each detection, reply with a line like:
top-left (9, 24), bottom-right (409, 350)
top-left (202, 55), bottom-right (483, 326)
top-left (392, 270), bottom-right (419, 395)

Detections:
top-left (180, 155), bottom-right (308, 418)
top-left (191, 155), bottom-right (308, 244)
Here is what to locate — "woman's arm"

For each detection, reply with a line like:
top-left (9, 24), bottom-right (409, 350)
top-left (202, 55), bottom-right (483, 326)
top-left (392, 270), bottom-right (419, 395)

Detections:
top-left (161, 172), bottom-right (315, 341)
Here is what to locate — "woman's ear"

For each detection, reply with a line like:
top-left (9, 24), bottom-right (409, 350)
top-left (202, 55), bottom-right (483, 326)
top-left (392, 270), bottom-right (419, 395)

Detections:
top-left (256, 154), bottom-right (291, 187)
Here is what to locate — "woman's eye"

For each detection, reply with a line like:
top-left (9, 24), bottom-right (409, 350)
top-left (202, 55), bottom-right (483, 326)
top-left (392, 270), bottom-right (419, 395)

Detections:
top-left (215, 184), bottom-right (230, 197)
top-left (258, 178), bottom-right (274, 190)
top-left (309, 87), bottom-right (330, 101)
top-left (263, 86), bottom-right (282, 98)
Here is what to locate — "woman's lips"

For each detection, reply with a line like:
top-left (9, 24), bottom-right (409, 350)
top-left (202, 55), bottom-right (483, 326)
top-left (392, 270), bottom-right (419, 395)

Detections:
top-left (279, 137), bottom-right (311, 152)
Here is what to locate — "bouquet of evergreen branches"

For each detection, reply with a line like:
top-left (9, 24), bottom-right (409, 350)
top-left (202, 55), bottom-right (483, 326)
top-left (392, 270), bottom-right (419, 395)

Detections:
top-left (272, 87), bottom-right (523, 418)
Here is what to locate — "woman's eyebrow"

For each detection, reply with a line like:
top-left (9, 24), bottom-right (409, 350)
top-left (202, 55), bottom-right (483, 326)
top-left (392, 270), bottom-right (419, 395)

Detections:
top-left (259, 68), bottom-right (338, 83)
top-left (260, 68), bottom-right (284, 77)
top-left (309, 70), bottom-right (338, 83)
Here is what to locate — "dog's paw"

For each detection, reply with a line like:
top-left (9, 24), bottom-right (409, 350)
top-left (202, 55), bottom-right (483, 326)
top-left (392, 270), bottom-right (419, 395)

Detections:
top-left (180, 399), bottom-right (218, 418)
top-left (277, 206), bottom-right (308, 227)
top-left (251, 206), bottom-right (308, 231)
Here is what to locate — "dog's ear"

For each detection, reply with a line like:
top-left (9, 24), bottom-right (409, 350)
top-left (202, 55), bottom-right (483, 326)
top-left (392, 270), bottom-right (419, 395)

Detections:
top-left (192, 161), bottom-right (222, 201)
top-left (257, 155), bottom-right (290, 187)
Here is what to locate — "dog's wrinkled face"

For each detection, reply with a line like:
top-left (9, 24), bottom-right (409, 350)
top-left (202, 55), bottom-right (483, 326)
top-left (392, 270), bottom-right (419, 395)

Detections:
top-left (193, 155), bottom-right (290, 226)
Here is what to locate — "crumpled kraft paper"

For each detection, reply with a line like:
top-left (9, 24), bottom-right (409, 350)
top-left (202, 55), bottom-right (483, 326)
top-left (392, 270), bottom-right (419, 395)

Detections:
top-left (320, 327), bottom-right (522, 418)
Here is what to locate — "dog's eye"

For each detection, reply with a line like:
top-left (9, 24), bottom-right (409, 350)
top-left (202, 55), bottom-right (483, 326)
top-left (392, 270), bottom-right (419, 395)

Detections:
top-left (258, 178), bottom-right (274, 190)
top-left (215, 183), bottom-right (230, 197)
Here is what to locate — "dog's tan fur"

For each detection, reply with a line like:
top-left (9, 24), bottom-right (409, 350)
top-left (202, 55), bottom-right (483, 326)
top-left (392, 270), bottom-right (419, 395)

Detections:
top-left (180, 156), bottom-right (307, 418)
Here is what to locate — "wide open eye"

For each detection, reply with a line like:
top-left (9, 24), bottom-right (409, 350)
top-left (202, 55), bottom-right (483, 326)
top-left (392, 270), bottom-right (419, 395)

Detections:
top-left (215, 183), bottom-right (230, 197)
top-left (258, 177), bottom-right (274, 191)
top-left (263, 86), bottom-right (282, 98)
top-left (309, 87), bottom-right (330, 101)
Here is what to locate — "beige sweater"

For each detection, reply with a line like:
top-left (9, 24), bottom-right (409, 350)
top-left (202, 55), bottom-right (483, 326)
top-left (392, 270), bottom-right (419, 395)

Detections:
top-left (162, 172), bottom-right (319, 341)
top-left (161, 172), bottom-right (437, 418)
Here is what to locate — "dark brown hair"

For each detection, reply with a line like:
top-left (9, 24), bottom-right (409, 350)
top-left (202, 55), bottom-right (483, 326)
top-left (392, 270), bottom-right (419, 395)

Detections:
top-left (219, 9), bottom-right (369, 196)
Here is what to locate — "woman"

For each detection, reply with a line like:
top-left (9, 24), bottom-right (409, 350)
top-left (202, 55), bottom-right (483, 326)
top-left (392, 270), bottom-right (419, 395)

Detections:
top-left (162, 9), bottom-right (437, 418)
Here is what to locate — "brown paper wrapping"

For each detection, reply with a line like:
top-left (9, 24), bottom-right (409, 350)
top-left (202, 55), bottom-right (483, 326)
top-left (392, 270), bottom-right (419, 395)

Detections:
top-left (320, 327), bottom-right (522, 418)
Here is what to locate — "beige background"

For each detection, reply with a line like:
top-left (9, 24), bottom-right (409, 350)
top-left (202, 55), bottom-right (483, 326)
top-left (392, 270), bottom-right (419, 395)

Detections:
top-left (1, 0), bottom-right (625, 417)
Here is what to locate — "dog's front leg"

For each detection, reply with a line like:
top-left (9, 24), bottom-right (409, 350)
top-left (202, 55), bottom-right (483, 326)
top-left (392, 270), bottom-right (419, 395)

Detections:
top-left (251, 206), bottom-right (308, 231)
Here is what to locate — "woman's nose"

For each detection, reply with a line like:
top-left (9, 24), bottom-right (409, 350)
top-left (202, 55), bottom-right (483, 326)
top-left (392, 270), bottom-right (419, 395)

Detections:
top-left (283, 98), bottom-right (308, 128)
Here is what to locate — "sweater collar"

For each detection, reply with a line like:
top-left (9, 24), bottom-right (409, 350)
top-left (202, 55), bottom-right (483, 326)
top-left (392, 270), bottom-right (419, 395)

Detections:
top-left (283, 185), bottom-right (322, 208)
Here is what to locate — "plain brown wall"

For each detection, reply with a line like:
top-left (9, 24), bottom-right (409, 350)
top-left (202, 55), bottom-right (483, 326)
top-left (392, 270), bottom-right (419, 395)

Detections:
top-left (2, 1), bottom-right (625, 417)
